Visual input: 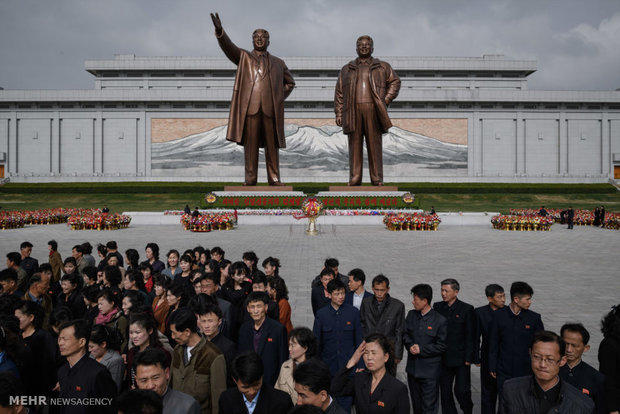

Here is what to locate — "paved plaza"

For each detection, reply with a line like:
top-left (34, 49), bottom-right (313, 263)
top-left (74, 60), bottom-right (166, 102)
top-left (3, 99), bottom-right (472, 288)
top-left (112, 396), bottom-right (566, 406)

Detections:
top-left (1, 219), bottom-right (618, 412)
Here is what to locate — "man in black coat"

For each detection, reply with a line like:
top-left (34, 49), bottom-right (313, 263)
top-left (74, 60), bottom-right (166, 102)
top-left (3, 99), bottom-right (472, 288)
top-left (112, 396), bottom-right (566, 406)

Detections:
top-left (237, 292), bottom-right (288, 387)
top-left (404, 283), bottom-right (448, 414)
top-left (500, 331), bottom-right (594, 414)
top-left (57, 319), bottom-right (117, 414)
top-left (360, 274), bottom-right (406, 362)
top-left (219, 352), bottom-right (293, 414)
top-left (567, 206), bottom-right (575, 229)
top-left (433, 278), bottom-right (476, 414)
top-left (560, 323), bottom-right (606, 414)
top-left (19, 241), bottom-right (39, 279)
top-left (474, 284), bottom-right (505, 414)
top-left (488, 281), bottom-right (544, 395)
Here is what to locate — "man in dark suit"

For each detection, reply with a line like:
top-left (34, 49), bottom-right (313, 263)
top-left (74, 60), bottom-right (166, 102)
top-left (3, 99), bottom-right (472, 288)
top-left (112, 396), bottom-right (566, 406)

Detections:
top-left (474, 284), bottom-right (506, 414)
top-left (313, 278), bottom-right (362, 413)
top-left (488, 281), bottom-right (544, 395)
top-left (211, 13), bottom-right (295, 186)
top-left (219, 352), bottom-right (293, 414)
top-left (433, 278), bottom-right (476, 414)
top-left (344, 268), bottom-right (373, 310)
top-left (560, 323), bottom-right (606, 414)
top-left (237, 292), bottom-right (288, 387)
top-left (404, 283), bottom-right (448, 414)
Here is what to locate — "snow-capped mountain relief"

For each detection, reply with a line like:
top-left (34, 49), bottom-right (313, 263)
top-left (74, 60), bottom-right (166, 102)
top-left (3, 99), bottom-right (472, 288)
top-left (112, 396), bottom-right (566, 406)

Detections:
top-left (151, 124), bottom-right (467, 178)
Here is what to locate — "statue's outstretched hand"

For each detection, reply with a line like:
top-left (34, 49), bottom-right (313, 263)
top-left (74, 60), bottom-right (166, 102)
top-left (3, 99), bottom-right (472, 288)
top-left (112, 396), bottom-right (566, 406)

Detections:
top-left (211, 12), bottom-right (223, 35)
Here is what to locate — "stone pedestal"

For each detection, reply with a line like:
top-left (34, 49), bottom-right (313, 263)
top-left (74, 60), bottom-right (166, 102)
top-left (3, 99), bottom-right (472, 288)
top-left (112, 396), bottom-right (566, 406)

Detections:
top-left (328, 185), bottom-right (399, 192)
top-left (224, 185), bottom-right (294, 192)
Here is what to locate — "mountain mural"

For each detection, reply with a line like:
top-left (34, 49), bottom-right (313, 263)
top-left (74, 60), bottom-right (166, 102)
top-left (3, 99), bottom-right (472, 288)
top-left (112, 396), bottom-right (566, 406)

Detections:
top-left (151, 124), bottom-right (467, 178)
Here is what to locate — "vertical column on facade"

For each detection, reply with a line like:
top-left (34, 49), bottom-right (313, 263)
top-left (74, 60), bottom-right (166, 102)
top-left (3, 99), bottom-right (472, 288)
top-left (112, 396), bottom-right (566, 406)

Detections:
top-left (137, 111), bottom-right (146, 176)
top-left (51, 111), bottom-right (60, 175)
top-left (558, 112), bottom-right (568, 175)
top-left (94, 112), bottom-right (103, 175)
top-left (473, 111), bottom-right (483, 176)
top-left (468, 112), bottom-right (476, 176)
top-left (145, 113), bottom-right (152, 177)
top-left (516, 111), bottom-right (525, 175)
top-left (8, 112), bottom-right (17, 175)
top-left (601, 112), bottom-right (609, 176)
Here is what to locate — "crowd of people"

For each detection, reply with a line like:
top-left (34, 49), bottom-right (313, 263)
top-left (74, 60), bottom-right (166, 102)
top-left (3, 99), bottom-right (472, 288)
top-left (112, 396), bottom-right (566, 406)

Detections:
top-left (0, 240), bottom-right (618, 414)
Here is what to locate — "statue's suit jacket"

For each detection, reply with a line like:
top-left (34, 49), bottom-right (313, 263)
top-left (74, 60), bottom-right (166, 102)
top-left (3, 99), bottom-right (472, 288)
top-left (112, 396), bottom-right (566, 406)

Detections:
top-left (216, 30), bottom-right (295, 149)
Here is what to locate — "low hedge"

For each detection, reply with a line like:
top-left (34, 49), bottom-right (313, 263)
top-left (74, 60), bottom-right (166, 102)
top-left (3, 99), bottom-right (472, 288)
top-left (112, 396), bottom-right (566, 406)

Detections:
top-left (0, 182), bottom-right (616, 195)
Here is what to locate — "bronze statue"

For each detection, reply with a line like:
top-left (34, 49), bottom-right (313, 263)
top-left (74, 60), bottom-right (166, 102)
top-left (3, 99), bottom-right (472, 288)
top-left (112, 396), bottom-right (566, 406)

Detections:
top-left (210, 13), bottom-right (295, 186)
top-left (335, 36), bottom-right (401, 186)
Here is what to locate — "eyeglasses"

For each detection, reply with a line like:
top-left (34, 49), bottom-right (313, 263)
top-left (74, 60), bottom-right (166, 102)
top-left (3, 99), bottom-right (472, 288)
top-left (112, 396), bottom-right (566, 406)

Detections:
top-left (531, 355), bottom-right (560, 365)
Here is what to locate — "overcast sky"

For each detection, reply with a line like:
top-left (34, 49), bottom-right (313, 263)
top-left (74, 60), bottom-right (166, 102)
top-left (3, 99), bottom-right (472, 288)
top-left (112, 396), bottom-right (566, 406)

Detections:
top-left (1, 0), bottom-right (619, 91)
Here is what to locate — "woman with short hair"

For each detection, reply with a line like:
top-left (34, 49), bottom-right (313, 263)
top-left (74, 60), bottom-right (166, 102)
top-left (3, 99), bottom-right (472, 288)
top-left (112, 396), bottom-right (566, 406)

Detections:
top-left (275, 327), bottom-right (317, 403)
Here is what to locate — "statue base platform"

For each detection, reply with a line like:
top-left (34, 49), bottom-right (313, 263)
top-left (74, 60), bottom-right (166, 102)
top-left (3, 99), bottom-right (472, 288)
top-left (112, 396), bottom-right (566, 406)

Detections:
top-left (224, 185), bottom-right (294, 192)
top-left (328, 185), bottom-right (399, 192)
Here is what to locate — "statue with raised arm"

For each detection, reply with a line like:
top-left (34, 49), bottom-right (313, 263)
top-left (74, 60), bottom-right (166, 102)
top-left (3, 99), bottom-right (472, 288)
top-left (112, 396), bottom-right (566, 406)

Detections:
top-left (335, 36), bottom-right (401, 186)
top-left (210, 12), bottom-right (295, 186)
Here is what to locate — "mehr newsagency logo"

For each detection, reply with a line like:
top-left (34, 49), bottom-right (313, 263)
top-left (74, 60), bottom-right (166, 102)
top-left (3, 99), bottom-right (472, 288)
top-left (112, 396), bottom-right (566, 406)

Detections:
top-left (10, 396), bottom-right (113, 407)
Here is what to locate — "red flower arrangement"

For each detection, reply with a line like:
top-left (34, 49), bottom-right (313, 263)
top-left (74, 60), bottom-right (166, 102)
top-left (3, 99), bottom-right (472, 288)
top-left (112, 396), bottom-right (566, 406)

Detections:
top-left (602, 212), bottom-right (620, 230)
top-left (1, 208), bottom-right (131, 231)
top-left (383, 212), bottom-right (441, 231)
top-left (67, 212), bottom-right (131, 231)
top-left (180, 213), bottom-right (237, 232)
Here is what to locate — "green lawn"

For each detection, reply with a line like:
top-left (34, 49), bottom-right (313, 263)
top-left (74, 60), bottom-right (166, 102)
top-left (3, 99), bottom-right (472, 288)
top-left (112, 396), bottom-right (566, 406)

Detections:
top-left (0, 182), bottom-right (618, 214)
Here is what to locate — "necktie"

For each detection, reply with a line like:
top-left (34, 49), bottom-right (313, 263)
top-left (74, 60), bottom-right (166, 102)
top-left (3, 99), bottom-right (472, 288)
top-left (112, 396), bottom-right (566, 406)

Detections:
top-left (258, 55), bottom-right (266, 79)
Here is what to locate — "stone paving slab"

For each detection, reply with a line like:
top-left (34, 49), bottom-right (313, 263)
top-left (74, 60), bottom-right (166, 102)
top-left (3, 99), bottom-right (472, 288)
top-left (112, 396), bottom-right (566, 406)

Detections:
top-left (1, 221), bottom-right (618, 413)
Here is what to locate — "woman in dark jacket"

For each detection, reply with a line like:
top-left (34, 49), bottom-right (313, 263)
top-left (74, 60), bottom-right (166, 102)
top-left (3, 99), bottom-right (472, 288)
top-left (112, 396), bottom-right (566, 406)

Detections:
top-left (56, 273), bottom-right (86, 318)
top-left (332, 333), bottom-right (410, 414)
top-left (14, 301), bottom-right (58, 400)
top-left (598, 304), bottom-right (620, 414)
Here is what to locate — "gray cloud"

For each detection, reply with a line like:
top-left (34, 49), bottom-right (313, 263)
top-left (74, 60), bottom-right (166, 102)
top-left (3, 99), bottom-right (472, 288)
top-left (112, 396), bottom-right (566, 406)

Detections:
top-left (1, 0), bottom-right (619, 91)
